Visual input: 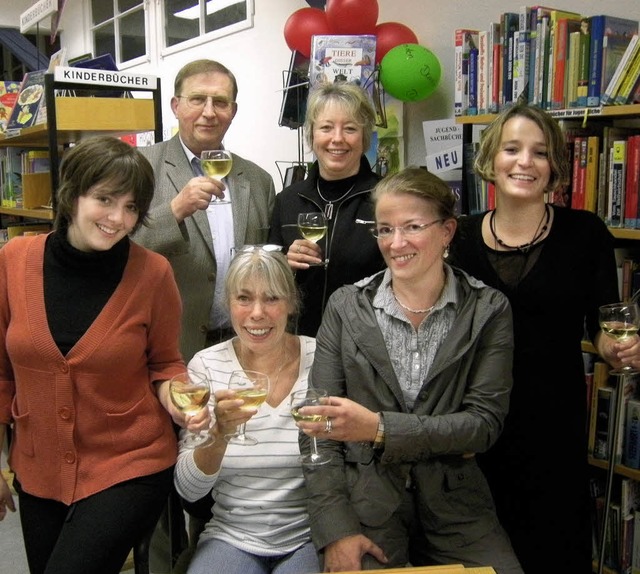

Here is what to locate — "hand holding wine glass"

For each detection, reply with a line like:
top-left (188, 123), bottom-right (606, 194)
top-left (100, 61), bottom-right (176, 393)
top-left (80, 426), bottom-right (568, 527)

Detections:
top-left (201, 149), bottom-right (232, 204)
top-left (297, 212), bottom-right (329, 267)
top-left (225, 369), bottom-right (270, 446)
top-left (290, 388), bottom-right (332, 466)
top-left (169, 371), bottom-right (214, 448)
top-left (599, 302), bottom-right (640, 374)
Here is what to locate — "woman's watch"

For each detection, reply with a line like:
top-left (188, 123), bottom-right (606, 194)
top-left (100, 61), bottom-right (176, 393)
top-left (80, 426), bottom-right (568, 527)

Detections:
top-left (372, 412), bottom-right (385, 450)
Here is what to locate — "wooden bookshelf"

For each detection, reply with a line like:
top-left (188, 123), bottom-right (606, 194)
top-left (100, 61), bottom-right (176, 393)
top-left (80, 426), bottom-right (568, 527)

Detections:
top-left (456, 104), bottom-right (640, 124)
top-left (0, 97), bottom-right (156, 148)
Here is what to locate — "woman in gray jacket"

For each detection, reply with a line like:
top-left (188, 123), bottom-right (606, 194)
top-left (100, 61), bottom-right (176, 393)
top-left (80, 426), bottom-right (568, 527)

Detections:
top-left (295, 167), bottom-right (523, 573)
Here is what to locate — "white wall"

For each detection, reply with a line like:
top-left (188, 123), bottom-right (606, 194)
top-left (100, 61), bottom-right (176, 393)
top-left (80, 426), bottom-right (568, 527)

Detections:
top-left (3, 0), bottom-right (639, 188)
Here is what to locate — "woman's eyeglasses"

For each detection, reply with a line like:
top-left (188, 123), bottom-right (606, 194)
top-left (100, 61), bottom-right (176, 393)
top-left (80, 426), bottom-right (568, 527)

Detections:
top-left (230, 244), bottom-right (283, 256)
top-left (370, 219), bottom-right (444, 239)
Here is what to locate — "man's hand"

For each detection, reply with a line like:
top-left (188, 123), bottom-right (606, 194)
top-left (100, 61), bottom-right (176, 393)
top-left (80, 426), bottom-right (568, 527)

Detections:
top-left (171, 176), bottom-right (226, 222)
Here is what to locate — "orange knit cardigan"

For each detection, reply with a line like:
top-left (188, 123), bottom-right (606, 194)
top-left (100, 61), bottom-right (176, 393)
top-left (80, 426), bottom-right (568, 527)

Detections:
top-left (0, 234), bottom-right (185, 504)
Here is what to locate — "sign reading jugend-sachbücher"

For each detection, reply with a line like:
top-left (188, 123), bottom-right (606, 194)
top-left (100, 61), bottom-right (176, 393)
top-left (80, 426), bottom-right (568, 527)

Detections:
top-left (54, 67), bottom-right (157, 90)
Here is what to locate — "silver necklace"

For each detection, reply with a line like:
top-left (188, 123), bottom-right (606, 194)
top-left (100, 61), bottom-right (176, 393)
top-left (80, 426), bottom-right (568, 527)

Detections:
top-left (392, 292), bottom-right (434, 314)
top-left (239, 344), bottom-right (288, 389)
top-left (316, 181), bottom-right (355, 220)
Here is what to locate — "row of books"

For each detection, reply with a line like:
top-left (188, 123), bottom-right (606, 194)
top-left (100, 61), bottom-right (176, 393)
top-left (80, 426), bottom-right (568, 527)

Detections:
top-left (455, 7), bottom-right (640, 116)
top-left (590, 475), bottom-right (640, 572)
top-left (586, 353), bottom-right (640, 571)
top-left (0, 148), bottom-right (51, 209)
top-left (560, 120), bottom-right (640, 229)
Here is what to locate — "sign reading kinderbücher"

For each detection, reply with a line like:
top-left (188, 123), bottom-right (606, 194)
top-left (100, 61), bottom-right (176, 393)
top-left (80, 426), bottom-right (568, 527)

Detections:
top-left (54, 67), bottom-right (158, 90)
top-left (20, 0), bottom-right (58, 33)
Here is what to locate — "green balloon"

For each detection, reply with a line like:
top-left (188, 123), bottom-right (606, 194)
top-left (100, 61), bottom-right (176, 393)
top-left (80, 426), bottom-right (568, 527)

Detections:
top-left (379, 43), bottom-right (442, 102)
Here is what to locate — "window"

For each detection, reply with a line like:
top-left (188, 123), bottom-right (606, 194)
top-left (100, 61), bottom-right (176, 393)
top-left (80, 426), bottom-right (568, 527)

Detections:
top-left (162, 0), bottom-right (253, 54)
top-left (88, 0), bottom-right (253, 66)
top-left (90, 0), bottom-right (146, 66)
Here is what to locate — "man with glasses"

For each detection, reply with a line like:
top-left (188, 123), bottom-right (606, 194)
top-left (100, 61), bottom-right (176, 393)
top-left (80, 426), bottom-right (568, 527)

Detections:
top-left (133, 59), bottom-right (275, 573)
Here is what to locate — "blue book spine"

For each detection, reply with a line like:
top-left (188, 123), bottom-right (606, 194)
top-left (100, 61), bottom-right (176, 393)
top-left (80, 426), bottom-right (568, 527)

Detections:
top-left (587, 15), bottom-right (604, 107)
top-left (468, 47), bottom-right (479, 115)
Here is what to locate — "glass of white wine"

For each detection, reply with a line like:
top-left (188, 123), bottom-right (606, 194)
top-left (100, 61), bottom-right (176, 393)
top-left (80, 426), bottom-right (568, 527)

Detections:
top-left (599, 302), bottom-right (640, 374)
top-left (201, 149), bottom-right (232, 204)
top-left (290, 388), bottom-right (332, 466)
top-left (225, 369), bottom-right (270, 446)
top-left (169, 371), bottom-right (214, 448)
top-left (297, 212), bottom-right (329, 267)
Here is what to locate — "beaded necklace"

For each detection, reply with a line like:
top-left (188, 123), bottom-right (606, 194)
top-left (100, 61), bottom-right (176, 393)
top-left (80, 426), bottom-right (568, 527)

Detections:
top-left (489, 204), bottom-right (550, 254)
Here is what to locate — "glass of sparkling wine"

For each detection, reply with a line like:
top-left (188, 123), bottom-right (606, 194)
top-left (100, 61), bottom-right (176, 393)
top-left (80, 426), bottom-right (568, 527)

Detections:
top-left (225, 369), bottom-right (270, 446)
top-left (599, 302), bottom-right (640, 374)
top-left (201, 149), bottom-right (232, 204)
top-left (290, 388), bottom-right (332, 466)
top-left (297, 212), bottom-right (328, 267)
top-left (169, 371), bottom-right (214, 448)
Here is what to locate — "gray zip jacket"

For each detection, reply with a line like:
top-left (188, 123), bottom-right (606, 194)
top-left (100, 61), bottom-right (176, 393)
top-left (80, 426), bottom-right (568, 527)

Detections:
top-left (302, 265), bottom-right (514, 554)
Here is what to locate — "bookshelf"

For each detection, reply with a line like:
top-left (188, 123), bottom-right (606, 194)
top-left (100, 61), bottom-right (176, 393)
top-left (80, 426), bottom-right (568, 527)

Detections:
top-left (0, 70), bottom-right (162, 222)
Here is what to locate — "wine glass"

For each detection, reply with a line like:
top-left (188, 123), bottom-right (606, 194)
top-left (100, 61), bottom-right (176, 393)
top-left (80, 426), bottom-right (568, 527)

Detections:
top-left (225, 369), bottom-right (270, 446)
top-left (297, 212), bottom-right (329, 267)
top-left (169, 371), bottom-right (214, 448)
top-left (290, 388), bottom-right (332, 466)
top-left (201, 149), bottom-right (232, 204)
top-left (599, 302), bottom-right (640, 374)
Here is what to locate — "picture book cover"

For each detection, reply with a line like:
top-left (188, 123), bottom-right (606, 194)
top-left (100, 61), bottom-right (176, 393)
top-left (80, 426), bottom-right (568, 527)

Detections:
top-left (0, 81), bottom-right (21, 134)
top-left (309, 35), bottom-right (376, 95)
top-left (5, 70), bottom-right (46, 132)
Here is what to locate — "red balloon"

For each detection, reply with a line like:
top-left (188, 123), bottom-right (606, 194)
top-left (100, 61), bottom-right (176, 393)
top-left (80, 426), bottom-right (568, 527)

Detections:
top-left (325, 0), bottom-right (379, 35)
top-left (374, 22), bottom-right (419, 65)
top-left (283, 8), bottom-right (331, 57)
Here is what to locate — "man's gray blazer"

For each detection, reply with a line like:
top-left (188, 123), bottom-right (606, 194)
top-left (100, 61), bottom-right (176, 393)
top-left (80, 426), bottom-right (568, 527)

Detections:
top-left (134, 135), bottom-right (275, 362)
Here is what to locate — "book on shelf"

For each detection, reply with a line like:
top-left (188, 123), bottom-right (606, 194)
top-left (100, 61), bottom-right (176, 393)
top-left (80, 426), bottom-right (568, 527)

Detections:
top-left (624, 398), bottom-right (640, 469)
top-left (454, 29), bottom-right (479, 116)
top-left (585, 135), bottom-right (601, 214)
top-left (598, 126), bottom-right (636, 222)
top-left (309, 35), bottom-right (376, 96)
top-left (593, 384), bottom-right (614, 460)
top-left (587, 15), bottom-right (639, 107)
top-left (468, 45), bottom-right (479, 115)
top-left (577, 17), bottom-right (591, 107)
top-left (630, 73), bottom-right (640, 105)
top-left (601, 33), bottom-right (640, 105)
top-left (588, 361), bottom-right (612, 458)
top-left (488, 22), bottom-right (501, 113)
top-left (615, 47), bottom-right (640, 105)
top-left (566, 30), bottom-right (581, 107)
top-left (0, 148), bottom-right (22, 208)
top-left (550, 15), bottom-right (582, 110)
top-left (633, 509), bottom-right (640, 573)
top-left (501, 12), bottom-right (519, 109)
top-left (570, 136), bottom-right (586, 209)
top-left (624, 134), bottom-right (640, 229)
top-left (591, 475), bottom-right (606, 561)
top-left (623, 512), bottom-right (635, 574)
top-left (0, 81), bottom-right (21, 135)
top-left (5, 70), bottom-right (46, 132)
top-left (477, 30), bottom-right (489, 114)
top-left (512, 30), bottom-right (530, 103)
top-left (608, 139), bottom-right (628, 228)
